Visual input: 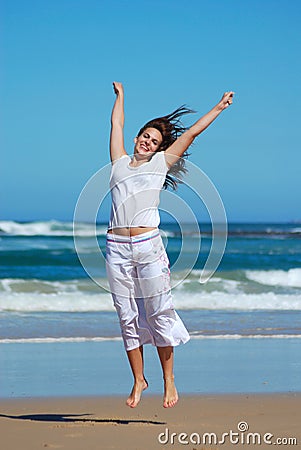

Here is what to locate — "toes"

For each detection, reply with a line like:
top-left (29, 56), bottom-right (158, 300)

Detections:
top-left (130, 401), bottom-right (138, 408)
top-left (126, 380), bottom-right (147, 408)
top-left (163, 398), bottom-right (177, 408)
top-left (163, 391), bottom-right (179, 408)
top-left (126, 397), bottom-right (137, 408)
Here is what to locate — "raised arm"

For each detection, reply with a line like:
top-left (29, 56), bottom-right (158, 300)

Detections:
top-left (164, 91), bottom-right (234, 168)
top-left (110, 82), bottom-right (127, 163)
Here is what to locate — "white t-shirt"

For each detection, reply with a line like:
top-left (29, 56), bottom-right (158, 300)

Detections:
top-left (108, 152), bottom-right (168, 229)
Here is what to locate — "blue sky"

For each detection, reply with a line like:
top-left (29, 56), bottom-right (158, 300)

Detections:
top-left (1, 0), bottom-right (301, 223)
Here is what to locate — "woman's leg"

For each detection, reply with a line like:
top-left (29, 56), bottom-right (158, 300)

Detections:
top-left (135, 235), bottom-right (189, 408)
top-left (157, 346), bottom-right (178, 408)
top-left (126, 345), bottom-right (148, 408)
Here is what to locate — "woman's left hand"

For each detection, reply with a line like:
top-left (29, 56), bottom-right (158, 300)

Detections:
top-left (219, 91), bottom-right (235, 110)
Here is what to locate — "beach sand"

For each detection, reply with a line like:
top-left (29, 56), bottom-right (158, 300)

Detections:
top-left (0, 394), bottom-right (300, 450)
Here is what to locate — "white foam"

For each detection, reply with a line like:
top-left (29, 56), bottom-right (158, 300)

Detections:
top-left (173, 275), bottom-right (242, 295)
top-left (291, 227), bottom-right (301, 233)
top-left (246, 268), bottom-right (301, 288)
top-left (0, 292), bottom-right (114, 312)
top-left (0, 278), bottom-right (100, 295)
top-left (1, 288), bottom-right (301, 312)
top-left (172, 290), bottom-right (301, 310)
top-left (189, 334), bottom-right (301, 339)
top-left (0, 220), bottom-right (107, 236)
top-left (1, 334), bottom-right (301, 344)
top-left (1, 269), bottom-right (301, 312)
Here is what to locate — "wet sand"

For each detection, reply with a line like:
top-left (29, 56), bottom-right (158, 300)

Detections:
top-left (1, 393), bottom-right (300, 449)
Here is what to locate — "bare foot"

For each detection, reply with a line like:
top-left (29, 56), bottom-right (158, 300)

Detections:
top-left (126, 378), bottom-right (148, 408)
top-left (163, 375), bottom-right (178, 408)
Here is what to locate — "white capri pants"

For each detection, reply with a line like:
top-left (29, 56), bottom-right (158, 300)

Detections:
top-left (106, 229), bottom-right (190, 351)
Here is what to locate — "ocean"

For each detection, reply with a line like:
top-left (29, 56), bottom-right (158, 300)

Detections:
top-left (1, 220), bottom-right (301, 342)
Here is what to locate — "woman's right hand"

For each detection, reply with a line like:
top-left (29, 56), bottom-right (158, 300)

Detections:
top-left (113, 81), bottom-right (123, 96)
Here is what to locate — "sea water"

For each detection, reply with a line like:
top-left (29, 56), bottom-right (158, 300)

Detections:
top-left (1, 220), bottom-right (301, 341)
top-left (1, 221), bottom-right (301, 396)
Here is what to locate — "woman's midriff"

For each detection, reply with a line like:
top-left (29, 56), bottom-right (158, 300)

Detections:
top-left (107, 226), bottom-right (157, 236)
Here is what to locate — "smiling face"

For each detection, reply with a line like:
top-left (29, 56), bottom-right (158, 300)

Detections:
top-left (134, 127), bottom-right (163, 158)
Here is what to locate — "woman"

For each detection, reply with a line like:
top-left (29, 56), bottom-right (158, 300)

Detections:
top-left (106, 82), bottom-right (234, 408)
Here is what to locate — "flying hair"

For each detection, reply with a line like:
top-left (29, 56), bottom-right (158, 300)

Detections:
top-left (137, 106), bottom-right (195, 190)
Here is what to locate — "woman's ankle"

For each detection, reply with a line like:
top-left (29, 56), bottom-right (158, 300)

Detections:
top-left (163, 374), bottom-right (175, 382)
top-left (134, 375), bottom-right (146, 383)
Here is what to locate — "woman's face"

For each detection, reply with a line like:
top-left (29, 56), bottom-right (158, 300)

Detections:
top-left (134, 127), bottom-right (163, 157)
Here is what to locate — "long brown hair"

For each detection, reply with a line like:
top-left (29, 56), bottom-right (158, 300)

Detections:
top-left (137, 106), bottom-right (195, 189)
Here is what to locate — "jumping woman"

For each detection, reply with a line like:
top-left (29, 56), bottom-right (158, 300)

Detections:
top-left (106, 82), bottom-right (234, 408)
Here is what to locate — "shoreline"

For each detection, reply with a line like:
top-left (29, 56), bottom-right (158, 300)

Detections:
top-left (2, 338), bottom-right (301, 398)
top-left (1, 393), bottom-right (300, 450)
top-left (1, 390), bottom-right (301, 403)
